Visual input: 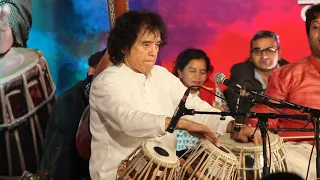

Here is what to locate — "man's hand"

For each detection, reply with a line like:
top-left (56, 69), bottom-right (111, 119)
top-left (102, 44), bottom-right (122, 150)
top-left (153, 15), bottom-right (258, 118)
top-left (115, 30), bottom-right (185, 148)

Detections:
top-left (165, 117), bottom-right (220, 146)
top-left (0, 4), bottom-right (10, 31)
top-left (234, 124), bottom-right (262, 145)
top-left (0, 4), bottom-right (13, 54)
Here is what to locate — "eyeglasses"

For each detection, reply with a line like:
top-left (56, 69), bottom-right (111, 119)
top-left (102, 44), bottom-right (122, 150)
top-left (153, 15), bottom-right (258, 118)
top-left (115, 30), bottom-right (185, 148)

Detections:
top-left (250, 47), bottom-right (279, 56)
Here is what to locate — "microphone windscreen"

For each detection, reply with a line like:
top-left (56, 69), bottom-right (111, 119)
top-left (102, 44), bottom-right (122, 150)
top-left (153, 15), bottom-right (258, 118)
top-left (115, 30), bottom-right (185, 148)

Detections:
top-left (214, 72), bottom-right (226, 84)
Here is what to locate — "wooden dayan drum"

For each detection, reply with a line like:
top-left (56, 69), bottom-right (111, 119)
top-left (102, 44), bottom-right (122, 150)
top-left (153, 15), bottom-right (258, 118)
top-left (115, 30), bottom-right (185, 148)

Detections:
top-left (179, 139), bottom-right (239, 180)
top-left (117, 140), bottom-right (180, 180)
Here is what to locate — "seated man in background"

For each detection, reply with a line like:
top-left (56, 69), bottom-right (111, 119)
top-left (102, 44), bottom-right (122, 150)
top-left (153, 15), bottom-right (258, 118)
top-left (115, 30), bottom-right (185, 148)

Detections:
top-left (245, 4), bottom-right (320, 179)
top-left (87, 49), bottom-right (106, 76)
top-left (92, 48), bottom-right (113, 79)
top-left (172, 48), bottom-right (229, 155)
top-left (225, 30), bottom-right (289, 113)
top-left (38, 49), bottom-right (105, 180)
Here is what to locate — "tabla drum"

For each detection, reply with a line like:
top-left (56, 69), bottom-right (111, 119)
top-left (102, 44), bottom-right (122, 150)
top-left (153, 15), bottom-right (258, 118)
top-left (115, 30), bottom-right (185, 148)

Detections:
top-left (0, 48), bottom-right (56, 179)
top-left (178, 139), bottom-right (238, 180)
top-left (117, 140), bottom-right (180, 180)
top-left (219, 133), bottom-right (288, 180)
top-left (76, 105), bottom-right (91, 161)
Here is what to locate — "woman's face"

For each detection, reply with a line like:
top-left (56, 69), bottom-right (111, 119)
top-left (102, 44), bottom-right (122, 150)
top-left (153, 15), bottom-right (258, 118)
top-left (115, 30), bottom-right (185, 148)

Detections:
top-left (177, 58), bottom-right (208, 89)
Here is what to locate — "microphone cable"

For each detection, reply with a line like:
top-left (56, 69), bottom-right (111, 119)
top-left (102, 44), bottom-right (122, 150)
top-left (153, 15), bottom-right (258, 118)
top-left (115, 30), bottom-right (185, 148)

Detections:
top-left (188, 85), bottom-right (227, 102)
top-left (262, 122), bottom-right (272, 174)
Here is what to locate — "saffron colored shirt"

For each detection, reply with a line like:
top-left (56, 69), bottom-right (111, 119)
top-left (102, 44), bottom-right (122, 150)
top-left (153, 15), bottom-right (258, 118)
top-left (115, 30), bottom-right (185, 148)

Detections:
top-left (89, 64), bottom-right (233, 179)
top-left (246, 55), bottom-right (320, 142)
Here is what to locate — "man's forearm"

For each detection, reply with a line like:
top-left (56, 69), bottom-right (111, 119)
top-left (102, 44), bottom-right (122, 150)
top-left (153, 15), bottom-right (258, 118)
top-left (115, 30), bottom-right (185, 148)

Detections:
top-left (165, 117), bottom-right (188, 131)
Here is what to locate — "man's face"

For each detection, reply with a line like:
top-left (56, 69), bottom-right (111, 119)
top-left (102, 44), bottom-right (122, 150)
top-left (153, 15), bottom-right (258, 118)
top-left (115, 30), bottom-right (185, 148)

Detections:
top-left (124, 29), bottom-right (161, 75)
top-left (309, 15), bottom-right (320, 59)
top-left (250, 37), bottom-right (280, 72)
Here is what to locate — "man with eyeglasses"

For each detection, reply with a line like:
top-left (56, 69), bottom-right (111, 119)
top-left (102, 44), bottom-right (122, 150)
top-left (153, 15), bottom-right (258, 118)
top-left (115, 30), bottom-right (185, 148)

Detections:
top-left (225, 30), bottom-right (289, 113)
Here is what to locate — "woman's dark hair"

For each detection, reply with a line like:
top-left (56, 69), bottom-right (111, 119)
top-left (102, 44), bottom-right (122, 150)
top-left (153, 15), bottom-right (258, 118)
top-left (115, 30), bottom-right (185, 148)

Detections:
top-left (172, 48), bottom-right (213, 77)
top-left (107, 10), bottom-right (168, 65)
top-left (305, 4), bottom-right (320, 37)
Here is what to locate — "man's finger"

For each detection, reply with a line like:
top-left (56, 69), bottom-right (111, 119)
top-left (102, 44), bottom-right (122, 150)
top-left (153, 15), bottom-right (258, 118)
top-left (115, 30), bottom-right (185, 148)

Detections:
top-left (251, 136), bottom-right (259, 144)
top-left (1, 4), bottom-right (10, 22)
top-left (205, 133), bottom-right (221, 147)
top-left (238, 135), bottom-right (250, 143)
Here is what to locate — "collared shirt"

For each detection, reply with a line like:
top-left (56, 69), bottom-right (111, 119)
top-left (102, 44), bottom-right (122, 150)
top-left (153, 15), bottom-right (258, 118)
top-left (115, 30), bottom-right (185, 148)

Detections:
top-left (89, 64), bottom-right (233, 179)
top-left (246, 55), bottom-right (320, 141)
top-left (254, 63), bottom-right (280, 89)
top-left (254, 69), bottom-right (267, 89)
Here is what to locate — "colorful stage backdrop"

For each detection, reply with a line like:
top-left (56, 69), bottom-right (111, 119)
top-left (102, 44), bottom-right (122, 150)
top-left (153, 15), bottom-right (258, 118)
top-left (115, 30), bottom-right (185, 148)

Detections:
top-left (27, 0), bottom-right (318, 95)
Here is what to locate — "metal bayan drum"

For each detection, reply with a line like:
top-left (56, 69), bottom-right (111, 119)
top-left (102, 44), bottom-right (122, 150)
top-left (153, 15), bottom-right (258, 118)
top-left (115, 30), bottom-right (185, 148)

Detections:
top-left (76, 105), bottom-right (91, 161)
top-left (219, 133), bottom-right (288, 180)
top-left (0, 48), bottom-right (56, 179)
top-left (117, 140), bottom-right (180, 180)
top-left (179, 139), bottom-right (239, 180)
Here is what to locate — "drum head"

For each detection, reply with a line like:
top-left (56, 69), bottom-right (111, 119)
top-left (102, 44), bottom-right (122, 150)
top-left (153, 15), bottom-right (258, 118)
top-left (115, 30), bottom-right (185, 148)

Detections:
top-left (0, 48), bottom-right (39, 84)
top-left (220, 132), bottom-right (279, 151)
top-left (142, 140), bottom-right (179, 166)
top-left (200, 139), bottom-right (238, 161)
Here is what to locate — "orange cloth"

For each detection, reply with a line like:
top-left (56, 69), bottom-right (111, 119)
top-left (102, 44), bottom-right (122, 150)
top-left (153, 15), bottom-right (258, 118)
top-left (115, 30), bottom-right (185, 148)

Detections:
top-left (199, 79), bottom-right (216, 105)
top-left (246, 55), bottom-right (320, 142)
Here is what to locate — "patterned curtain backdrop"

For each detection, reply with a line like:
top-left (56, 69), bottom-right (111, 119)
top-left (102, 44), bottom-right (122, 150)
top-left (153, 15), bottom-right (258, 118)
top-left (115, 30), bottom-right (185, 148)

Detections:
top-left (28, 0), bottom-right (313, 95)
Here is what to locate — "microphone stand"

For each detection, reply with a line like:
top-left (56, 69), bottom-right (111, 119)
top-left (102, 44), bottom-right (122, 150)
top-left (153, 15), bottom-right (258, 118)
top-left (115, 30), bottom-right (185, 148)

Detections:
top-left (184, 109), bottom-right (309, 178)
top-left (257, 116), bottom-right (268, 177)
top-left (251, 114), bottom-right (270, 178)
top-left (178, 85), bottom-right (319, 178)
top-left (214, 76), bottom-right (320, 178)
top-left (306, 111), bottom-right (320, 179)
top-left (248, 91), bottom-right (320, 179)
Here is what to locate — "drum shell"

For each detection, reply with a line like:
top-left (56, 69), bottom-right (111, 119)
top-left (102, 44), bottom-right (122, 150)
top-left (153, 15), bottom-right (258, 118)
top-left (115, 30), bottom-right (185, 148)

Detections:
top-left (179, 139), bottom-right (238, 180)
top-left (219, 133), bottom-right (288, 180)
top-left (0, 48), bottom-right (56, 178)
top-left (118, 140), bottom-right (180, 180)
top-left (127, 154), bottom-right (177, 180)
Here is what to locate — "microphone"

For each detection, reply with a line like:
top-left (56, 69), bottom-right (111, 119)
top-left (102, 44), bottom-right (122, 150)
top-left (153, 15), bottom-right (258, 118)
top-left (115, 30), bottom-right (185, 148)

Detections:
top-left (167, 88), bottom-right (191, 133)
top-left (234, 83), bottom-right (247, 131)
top-left (214, 72), bottom-right (259, 97)
top-left (214, 72), bottom-right (241, 91)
